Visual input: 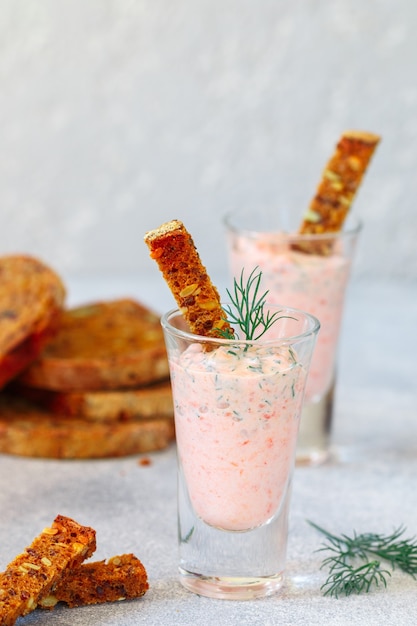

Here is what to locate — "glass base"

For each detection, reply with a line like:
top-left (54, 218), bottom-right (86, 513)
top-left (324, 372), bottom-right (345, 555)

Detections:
top-left (296, 446), bottom-right (330, 467)
top-left (178, 462), bottom-right (292, 600)
top-left (179, 568), bottom-right (284, 600)
top-left (296, 383), bottom-right (334, 466)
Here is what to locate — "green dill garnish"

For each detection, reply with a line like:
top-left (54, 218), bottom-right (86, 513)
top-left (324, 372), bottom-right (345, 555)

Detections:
top-left (181, 526), bottom-right (195, 543)
top-left (288, 347), bottom-right (297, 363)
top-left (309, 521), bottom-right (417, 598)
top-left (221, 267), bottom-right (294, 341)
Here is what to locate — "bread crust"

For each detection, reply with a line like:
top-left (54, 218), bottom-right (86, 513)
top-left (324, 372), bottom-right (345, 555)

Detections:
top-left (0, 393), bottom-right (175, 458)
top-left (0, 255), bottom-right (66, 388)
top-left (39, 554), bottom-right (149, 609)
top-left (17, 299), bottom-right (169, 391)
top-left (299, 130), bottom-right (380, 237)
top-left (0, 316), bottom-right (59, 388)
top-left (144, 220), bottom-right (233, 338)
top-left (0, 515), bottom-right (96, 626)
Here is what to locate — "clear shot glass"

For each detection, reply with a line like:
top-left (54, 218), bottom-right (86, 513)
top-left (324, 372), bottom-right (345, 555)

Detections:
top-left (162, 305), bottom-right (319, 599)
top-left (224, 207), bottom-right (361, 465)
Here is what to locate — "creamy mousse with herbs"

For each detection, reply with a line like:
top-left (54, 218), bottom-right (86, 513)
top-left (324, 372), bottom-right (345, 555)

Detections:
top-left (228, 238), bottom-right (350, 402)
top-left (166, 269), bottom-right (311, 531)
top-left (171, 336), bottom-right (306, 531)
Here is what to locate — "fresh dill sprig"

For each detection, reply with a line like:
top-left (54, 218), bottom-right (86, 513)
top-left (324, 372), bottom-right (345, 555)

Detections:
top-left (221, 267), bottom-right (291, 340)
top-left (308, 520), bottom-right (417, 598)
top-left (319, 559), bottom-right (390, 598)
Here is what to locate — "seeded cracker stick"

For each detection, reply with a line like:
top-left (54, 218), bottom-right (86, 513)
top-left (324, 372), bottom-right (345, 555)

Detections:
top-left (0, 515), bottom-right (96, 626)
top-left (299, 130), bottom-right (380, 236)
top-left (144, 220), bottom-right (233, 338)
top-left (39, 553), bottom-right (149, 608)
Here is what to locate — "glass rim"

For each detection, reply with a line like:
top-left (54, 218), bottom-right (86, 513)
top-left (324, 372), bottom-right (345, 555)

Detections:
top-left (161, 304), bottom-right (320, 347)
top-left (223, 209), bottom-right (362, 241)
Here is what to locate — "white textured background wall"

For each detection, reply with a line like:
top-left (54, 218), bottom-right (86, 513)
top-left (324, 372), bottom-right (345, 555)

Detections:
top-left (1, 0), bottom-right (416, 285)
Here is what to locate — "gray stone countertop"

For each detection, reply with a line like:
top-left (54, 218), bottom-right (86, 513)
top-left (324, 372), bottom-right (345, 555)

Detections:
top-left (0, 277), bottom-right (416, 626)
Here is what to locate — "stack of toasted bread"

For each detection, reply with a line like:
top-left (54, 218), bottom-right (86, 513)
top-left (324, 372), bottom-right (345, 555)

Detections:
top-left (0, 255), bottom-right (175, 459)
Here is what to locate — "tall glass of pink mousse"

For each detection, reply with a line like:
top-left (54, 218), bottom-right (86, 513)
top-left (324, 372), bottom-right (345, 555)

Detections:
top-left (224, 207), bottom-right (361, 465)
top-left (162, 305), bottom-right (319, 600)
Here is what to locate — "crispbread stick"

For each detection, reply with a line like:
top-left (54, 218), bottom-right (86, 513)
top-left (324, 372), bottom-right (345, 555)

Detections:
top-left (144, 220), bottom-right (233, 338)
top-left (0, 515), bottom-right (96, 626)
top-left (299, 130), bottom-right (380, 235)
top-left (39, 554), bottom-right (149, 609)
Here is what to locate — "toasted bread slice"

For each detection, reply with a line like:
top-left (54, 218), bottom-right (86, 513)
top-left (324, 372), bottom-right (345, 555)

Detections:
top-left (14, 379), bottom-right (174, 422)
top-left (0, 515), bottom-right (96, 626)
top-left (0, 393), bottom-right (175, 458)
top-left (0, 321), bottom-right (59, 389)
top-left (299, 130), bottom-right (380, 237)
top-left (17, 299), bottom-right (169, 391)
top-left (0, 255), bottom-right (66, 388)
top-left (144, 220), bottom-right (233, 338)
top-left (39, 554), bottom-right (149, 609)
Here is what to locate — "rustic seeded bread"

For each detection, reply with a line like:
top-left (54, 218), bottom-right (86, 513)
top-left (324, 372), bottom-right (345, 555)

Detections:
top-left (144, 220), bottom-right (233, 338)
top-left (0, 393), bottom-right (175, 458)
top-left (17, 299), bottom-right (169, 391)
top-left (15, 379), bottom-right (173, 422)
top-left (0, 514), bottom-right (96, 626)
top-left (0, 255), bottom-right (66, 388)
top-left (299, 130), bottom-right (380, 236)
top-left (40, 554), bottom-right (149, 609)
